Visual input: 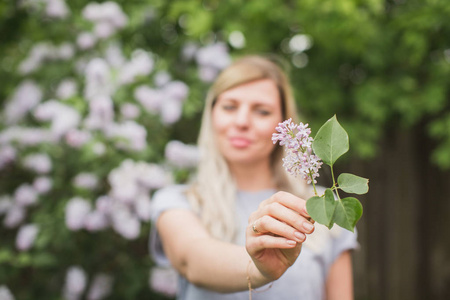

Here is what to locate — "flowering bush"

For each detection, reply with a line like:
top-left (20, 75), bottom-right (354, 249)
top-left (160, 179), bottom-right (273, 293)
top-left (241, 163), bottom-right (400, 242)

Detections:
top-left (0, 1), bottom-right (220, 299)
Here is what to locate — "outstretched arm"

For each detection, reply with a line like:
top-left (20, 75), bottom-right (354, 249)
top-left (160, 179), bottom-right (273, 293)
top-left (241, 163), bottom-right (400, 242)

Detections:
top-left (326, 250), bottom-right (354, 300)
top-left (156, 191), bottom-right (315, 292)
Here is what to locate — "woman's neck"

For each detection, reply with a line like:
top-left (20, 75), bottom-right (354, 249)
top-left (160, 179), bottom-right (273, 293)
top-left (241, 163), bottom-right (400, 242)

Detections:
top-left (229, 161), bottom-right (275, 192)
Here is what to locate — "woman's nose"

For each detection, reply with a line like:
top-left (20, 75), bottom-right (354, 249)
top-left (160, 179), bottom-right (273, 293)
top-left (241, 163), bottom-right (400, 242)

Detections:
top-left (234, 107), bottom-right (250, 128)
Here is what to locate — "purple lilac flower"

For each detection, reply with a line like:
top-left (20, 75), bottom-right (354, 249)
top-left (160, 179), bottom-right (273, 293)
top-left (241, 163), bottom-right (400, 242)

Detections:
top-left (272, 119), bottom-right (323, 184)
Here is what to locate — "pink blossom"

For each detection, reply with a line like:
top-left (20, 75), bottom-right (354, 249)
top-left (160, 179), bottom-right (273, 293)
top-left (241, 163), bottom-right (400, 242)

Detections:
top-left (0, 127), bottom-right (56, 146)
top-left (134, 194), bottom-right (152, 221)
top-left (73, 173), bottom-right (99, 190)
top-left (14, 184), bottom-right (38, 207)
top-left (56, 79), bottom-right (78, 99)
top-left (65, 198), bottom-right (91, 230)
top-left (3, 205), bottom-right (26, 228)
top-left (273, 119), bottom-right (323, 184)
top-left (45, 0), bottom-right (70, 19)
top-left (4, 81), bottom-right (43, 124)
top-left (154, 71), bottom-right (171, 87)
top-left (0, 145), bottom-right (16, 169)
top-left (120, 103), bottom-right (140, 119)
top-left (118, 50), bottom-right (154, 84)
top-left (65, 129), bottom-right (92, 148)
top-left (86, 273), bottom-right (113, 300)
top-left (111, 207), bottom-right (140, 239)
top-left (149, 267), bottom-right (178, 296)
top-left (106, 121), bottom-right (147, 151)
top-left (77, 32), bottom-right (97, 50)
top-left (16, 224), bottom-right (39, 251)
top-left (160, 98), bottom-right (182, 125)
top-left (0, 196), bottom-right (12, 215)
top-left (34, 100), bottom-right (81, 138)
top-left (165, 140), bottom-right (199, 169)
top-left (134, 86), bottom-right (163, 113)
top-left (23, 153), bottom-right (52, 174)
top-left (63, 266), bottom-right (87, 300)
top-left (163, 81), bottom-right (189, 102)
top-left (0, 285), bottom-right (15, 300)
top-left (33, 176), bottom-right (53, 194)
top-left (95, 196), bottom-right (113, 214)
top-left (83, 58), bottom-right (113, 101)
top-left (84, 211), bottom-right (108, 232)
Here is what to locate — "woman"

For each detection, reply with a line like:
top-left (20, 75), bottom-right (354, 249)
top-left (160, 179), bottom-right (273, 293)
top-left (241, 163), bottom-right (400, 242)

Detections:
top-left (150, 55), bottom-right (357, 299)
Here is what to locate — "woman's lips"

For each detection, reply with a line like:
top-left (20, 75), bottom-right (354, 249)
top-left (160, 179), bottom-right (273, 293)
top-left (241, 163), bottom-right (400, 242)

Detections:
top-left (229, 137), bottom-right (252, 148)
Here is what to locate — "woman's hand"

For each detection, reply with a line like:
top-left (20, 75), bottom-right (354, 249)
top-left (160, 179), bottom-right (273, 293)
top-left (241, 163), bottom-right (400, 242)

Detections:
top-left (245, 191), bottom-right (315, 282)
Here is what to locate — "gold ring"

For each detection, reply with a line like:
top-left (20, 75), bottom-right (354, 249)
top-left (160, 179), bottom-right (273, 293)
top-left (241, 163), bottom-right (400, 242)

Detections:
top-left (252, 221), bottom-right (260, 234)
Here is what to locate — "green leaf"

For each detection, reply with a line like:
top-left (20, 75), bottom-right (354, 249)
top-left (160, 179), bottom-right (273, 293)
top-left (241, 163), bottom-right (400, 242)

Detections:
top-left (312, 115), bottom-right (349, 166)
top-left (337, 173), bottom-right (369, 194)
top-left (332, 197), bottom-right (363, 232)
top-left (306, 188), bottom-right (336, 228)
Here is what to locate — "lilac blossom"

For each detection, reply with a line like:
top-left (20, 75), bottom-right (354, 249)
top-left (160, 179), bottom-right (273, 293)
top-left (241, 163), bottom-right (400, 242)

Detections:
top-left (23, 153), bottom-right (52, 174)
top-left (105, 43), bottom-right (125, 68)
top-left (86, 273), bottom-right (113, 300)
top-left (195, 43), bottom-right (231, 82)
top-left (65, 129), bottom-right (92, 148)
top-left (160, 99), bottom-right (183, 125)
top-left (0, 145), bottom-right (16, 169)
top-left (134, 86), bottom-right (164, 113)
top-left (3, 205), bottom-right (26, 228)
top-left (91, 142), bottom-right (106, 156)
top-left (45, 0), bottom-right (70, 19)
top-left (34, 100), bottom-right (81, 138)
top-left (120, 103), bottom-right (140, 120)
top-left (134, 194), bottom-right (152, 221)
top-left (118, 50), bottom-right (154, 85)
top-left (84, 211), bottom-right (108, 232)
top-left (83, 58), bottom-right (113, 101)
top-left (149, 267), bottom-right (178, 297)
top-left (0, 196), bottom-right (12, 216)
top-left (0, 285), bottom-right (15, 300)
top-left (82, 2), bottom-right (128, 39)
top-left (16, 224), bottom-right (39, 251)
top-left (165, 140), bottom-right (200, 169)
top-left (77, 32), bottom-right (97, 50)
top-left (0, 127), bottom-right (56, 146)
top-left (110, 205), bottom-right (140, 239)
top-left (14, 184), bottom-right (38, 207)
top-left (73, 173), bottom-right (99, 190)
top-left (65, 197), bottom-right (91, 231)
top-left (162, 81), bottom-right (189, 102)
top-left (4, 81), bottom-right (43, 124)
top-left (272, 119), bottom-right (323, 184)
top-left (105, 121), bottom-right (147, 151)
top-left (63, 266), bottom-right (87, 300)
top-left (84, 95), bottom-right (114, 130)
top-left (56, 79), bottom-right (78, 100)
top-left (33, 176), bottom-right (53, 194)
top-left (154, 71), bottom-right (171, 87)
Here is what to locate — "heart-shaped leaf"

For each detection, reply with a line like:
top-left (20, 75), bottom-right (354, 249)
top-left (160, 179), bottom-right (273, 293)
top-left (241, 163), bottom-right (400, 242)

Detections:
top-left (312, 115), bottom-right (349, 166)
top-left (306, 188), bottom-right (336, 228)
top-left (337, 173), bottom-right (369, 195)
top-left (332, 197), bottom-right (363, 232)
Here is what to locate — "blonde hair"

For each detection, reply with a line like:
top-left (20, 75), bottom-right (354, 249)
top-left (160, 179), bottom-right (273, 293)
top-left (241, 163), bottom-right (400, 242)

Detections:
top-left (186, 55), bottom-right (310, 242)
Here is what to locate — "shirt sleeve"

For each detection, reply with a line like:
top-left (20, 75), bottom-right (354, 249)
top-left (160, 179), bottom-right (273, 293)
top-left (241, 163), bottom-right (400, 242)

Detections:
top-left (330, 227), bottom-right (359, 264)
top-left (149, 185), bottom-right (191, 267)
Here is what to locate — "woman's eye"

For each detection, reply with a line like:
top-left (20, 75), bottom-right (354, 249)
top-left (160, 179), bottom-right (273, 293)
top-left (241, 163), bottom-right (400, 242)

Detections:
top-left (222, 105), bottom-right (237, 111)
top-left (256, 109), bottom-right (271, 116)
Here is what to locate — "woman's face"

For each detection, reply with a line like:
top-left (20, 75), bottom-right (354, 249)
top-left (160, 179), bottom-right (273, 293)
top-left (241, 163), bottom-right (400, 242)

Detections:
top-left (212, 79), bottom-right (283, 168)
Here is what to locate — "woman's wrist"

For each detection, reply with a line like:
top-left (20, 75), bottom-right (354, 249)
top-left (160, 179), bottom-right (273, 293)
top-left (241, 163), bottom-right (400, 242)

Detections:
top-left (247, 259), bottom-right (272, 289)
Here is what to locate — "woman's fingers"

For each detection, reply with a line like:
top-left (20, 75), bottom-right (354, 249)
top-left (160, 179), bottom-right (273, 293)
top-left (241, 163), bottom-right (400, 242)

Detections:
top-left (250, 193), bottom-right (315, 237)
top-left (251, 215), bottom-right (306, 243)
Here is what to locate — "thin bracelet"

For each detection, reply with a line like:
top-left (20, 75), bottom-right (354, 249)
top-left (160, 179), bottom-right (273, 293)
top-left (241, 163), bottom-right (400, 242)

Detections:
top-left (246, 260), bottom-right (273, 300)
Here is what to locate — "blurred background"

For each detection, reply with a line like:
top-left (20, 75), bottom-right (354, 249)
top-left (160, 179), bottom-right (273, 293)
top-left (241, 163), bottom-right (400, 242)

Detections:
top-left (0, 0), bottom-right (449, 299)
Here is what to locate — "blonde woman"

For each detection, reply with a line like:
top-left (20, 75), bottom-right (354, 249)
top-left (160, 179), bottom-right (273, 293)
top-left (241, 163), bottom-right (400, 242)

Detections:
top-left (150, 56), bottom-right (357, 299)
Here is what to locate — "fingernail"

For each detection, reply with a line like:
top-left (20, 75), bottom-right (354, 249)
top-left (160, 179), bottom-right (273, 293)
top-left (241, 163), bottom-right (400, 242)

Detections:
top-left (287, 240), bottom-right (297, 246)
top-left (294, 231), bottom-right (305, 242)
top-left (303, 222), bottom-right (314, 232)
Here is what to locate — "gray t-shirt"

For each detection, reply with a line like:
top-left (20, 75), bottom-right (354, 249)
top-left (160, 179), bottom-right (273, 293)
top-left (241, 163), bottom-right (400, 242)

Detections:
top-left (149, 185), bottom-right (358, 300)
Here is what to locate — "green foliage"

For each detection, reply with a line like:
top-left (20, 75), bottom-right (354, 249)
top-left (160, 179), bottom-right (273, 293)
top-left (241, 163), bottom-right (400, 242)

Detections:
top-left (307, 116), bottom-right (367, 232)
